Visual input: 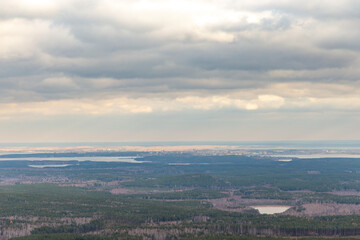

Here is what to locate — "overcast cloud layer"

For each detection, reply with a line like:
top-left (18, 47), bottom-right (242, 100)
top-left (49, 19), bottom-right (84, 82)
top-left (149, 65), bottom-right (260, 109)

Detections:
top-left (0, 0), bottom-right (359, 142)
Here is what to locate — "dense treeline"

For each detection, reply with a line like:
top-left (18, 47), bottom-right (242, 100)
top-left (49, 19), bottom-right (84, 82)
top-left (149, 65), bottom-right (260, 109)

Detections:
top-left (3, 184), bottom-right (360, 239)
top-left (127, 189), bottom-right (228, 200)
top-left (122, 174), bottom-right (230, 189)
top-left (2, 155), bottom-right (360, 192)
top-left (12, 233), bottom-right (117, 240)
top-left (31, 220), bottom-right (105, 235)
top-left (236, 187), bottom-right (360, 204)
top-left (3, 154), bottom-right (360, 239)
top-left (183, 235), bottom-right (360, 240)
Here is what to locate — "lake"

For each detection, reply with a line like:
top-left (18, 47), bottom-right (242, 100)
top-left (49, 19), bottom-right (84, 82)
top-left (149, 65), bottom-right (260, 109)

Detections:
top-left (0, 156), bottom-right (148, 163)
top-left (250, 205), bottom-right (291, 214)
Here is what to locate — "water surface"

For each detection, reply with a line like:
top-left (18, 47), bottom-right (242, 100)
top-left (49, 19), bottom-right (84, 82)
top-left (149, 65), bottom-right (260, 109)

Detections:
top-left (251, 205), bottom-right (291, 214)
top-left (0, 156), bottom-right (148, 163)
top-left (28, 164), bottom-right (72, 168)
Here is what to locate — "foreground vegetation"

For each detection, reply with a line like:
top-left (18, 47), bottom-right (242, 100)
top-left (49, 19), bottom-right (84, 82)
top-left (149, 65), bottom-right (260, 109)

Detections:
top-left (2, 153), bottom-right (360, 239)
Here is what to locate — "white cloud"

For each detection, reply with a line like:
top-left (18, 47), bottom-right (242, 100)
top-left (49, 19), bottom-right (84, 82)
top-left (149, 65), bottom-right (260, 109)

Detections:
top-left (2, 92), bottom-right (360, 119)
top-left (0, 0), bottom-right (359, 122)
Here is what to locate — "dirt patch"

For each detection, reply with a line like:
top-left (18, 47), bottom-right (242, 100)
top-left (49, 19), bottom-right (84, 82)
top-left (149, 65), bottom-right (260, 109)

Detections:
top-left (329, 190), bottom-right (360, 196)
top-left (110, 187), bottom-right (147, 194)
top-left (285, 203), bottom-right (360, 216)
top-left (109, 187), bottom-right (186, 195)
top-left (207, 196), bottom-right (291, 213)
top-left (208, 195), bottom-right (360, 217)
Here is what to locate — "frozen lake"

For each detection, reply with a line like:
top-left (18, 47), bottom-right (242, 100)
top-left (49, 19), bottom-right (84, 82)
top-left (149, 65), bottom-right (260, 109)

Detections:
top-left (28, 164), bottom-right (72, 168)
top-left (251, 205), bottom-right (291, 214)
top-left (0, 156), bottom-right (148, 163)
top-left (271, 154), bottom-right (360, 159)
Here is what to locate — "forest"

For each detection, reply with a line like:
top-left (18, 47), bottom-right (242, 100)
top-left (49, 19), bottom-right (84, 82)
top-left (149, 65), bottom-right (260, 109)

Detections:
top-left (1, 152), bottom-right (360, 239)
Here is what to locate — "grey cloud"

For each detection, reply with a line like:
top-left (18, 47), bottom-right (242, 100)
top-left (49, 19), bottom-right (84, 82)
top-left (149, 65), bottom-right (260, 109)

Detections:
top-left (317, 29), bottom-right (360, 51)
top-left (0, 59), bottom-right (44, 79)
top-left (320, 40), bottom-right (360, 51)
top-left (242, 1), bottom-right (360, 20)
top-left (218, 14), bottom-right (293, 32)
top-left (0, 0), bottom-right (359, 104)
top-left (37, 36), bottom-right (355, 80)
top-left (175, 43), bottom-right (353, 72)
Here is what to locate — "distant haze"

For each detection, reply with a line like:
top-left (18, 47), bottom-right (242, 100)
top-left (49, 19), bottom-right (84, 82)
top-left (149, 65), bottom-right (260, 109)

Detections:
top-left (0, 0), bottom-right (359, 142)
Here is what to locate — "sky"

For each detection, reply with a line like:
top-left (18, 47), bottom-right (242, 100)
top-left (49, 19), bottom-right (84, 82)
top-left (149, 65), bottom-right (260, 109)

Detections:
top-left (0, 0), bottom-right (359, 143)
